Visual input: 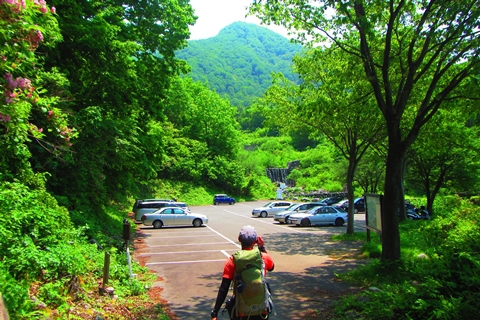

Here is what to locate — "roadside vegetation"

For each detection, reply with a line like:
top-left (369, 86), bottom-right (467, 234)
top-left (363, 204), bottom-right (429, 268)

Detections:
top-left (328, 195), bottom-right (480, 319)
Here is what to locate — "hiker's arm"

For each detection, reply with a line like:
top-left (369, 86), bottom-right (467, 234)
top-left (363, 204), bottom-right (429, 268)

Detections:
top-left (211, 277), bottom-right (231, 319)
top-left (257, 236), bottom-right (267, 253)
top-left (262, 252), bottom-right (275, 272)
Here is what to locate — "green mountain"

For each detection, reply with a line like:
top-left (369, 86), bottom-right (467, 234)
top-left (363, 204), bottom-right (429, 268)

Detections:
top-left (176, 22), bottom-right (303, 108)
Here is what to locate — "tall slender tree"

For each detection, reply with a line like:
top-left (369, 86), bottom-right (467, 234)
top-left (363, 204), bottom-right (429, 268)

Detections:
top-left (250, 0), bottom-right (480, 261)
top-left (258, 47), bottom-right (385, 234)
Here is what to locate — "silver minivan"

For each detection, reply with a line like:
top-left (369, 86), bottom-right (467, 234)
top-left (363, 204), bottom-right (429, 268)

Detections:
top-left (134, 201), bottom-right (190, 222)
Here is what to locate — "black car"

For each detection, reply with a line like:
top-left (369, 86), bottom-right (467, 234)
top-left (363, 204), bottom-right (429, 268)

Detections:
top-left (340, 197), bottom-right (365, 213)
top-left (213, 194), bottom-right (236, 205)
top-left (319, 196), bottom-right (345, 206)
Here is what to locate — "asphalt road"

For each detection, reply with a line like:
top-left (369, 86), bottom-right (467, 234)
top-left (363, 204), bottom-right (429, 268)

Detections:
top-left (133, 201), bottom-right (367, 320)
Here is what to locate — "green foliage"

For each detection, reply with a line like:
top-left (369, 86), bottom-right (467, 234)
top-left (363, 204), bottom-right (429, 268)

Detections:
top-left (176, 21), bottom-right (303, 113)
top-left (0, 0), bottom-right (76, 186)
top-left (0, 262), bottom-right (32, 316)
top-left (0, 181), bottom-right (161, 318)
top-left (334, 196), bottom-right (480, 319)
top-left (290, 142), bottom-right (345, 192)
top-left (0, 182), bottom-right (73, 264)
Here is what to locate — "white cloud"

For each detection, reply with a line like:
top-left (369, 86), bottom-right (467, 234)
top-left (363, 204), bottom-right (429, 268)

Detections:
top-left (188, 0), bottom-right (289, 40)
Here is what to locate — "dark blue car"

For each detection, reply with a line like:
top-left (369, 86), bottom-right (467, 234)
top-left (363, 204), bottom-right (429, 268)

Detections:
top-left (213, 194), bottom-right (235, 205)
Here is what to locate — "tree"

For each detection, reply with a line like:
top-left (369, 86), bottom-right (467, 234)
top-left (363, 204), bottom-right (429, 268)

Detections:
top-left (250, 0), bottom-right (480, 262)
top-left (161, 76), bottom-right (245, 191)
top-left (406, 108), bottom-right (480, 213)
top-left (258, 47), bottom-right (385, 234)
top-left (0, 0), bottom-right (76, 187)
top-left (355, 146), bottom-right (386, 194)
top-left (41, 0), bottom-right (196, 207)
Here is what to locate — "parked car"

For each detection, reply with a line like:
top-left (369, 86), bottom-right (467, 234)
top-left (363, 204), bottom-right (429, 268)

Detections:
top-left (213, 194), bottom-right (236, 205)
top-left (319, 196), bottom-right (345, 206)
top-left (132, 198), bottom-right (174, 212)
top-left (274, 202), bottom-right (326, 224)
top-left (141, 207), bottom-right (208, 229)
top-left (134, 201), bottom-right (190, 222)
top-left (334, 197), bottom-right (365, 214)
top-left (252, 201), bottom-right (293, 218)
top-left (332, 199), bottom-right (348, 208)
top-left (289, 206), bottom-right (348, 227)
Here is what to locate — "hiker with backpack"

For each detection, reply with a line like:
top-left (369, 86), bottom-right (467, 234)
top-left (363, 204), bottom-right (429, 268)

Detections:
top-left (211, 225), bottom-right (275, 320)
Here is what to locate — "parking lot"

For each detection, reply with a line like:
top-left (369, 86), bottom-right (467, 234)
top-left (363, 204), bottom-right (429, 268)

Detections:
top-left (133, 201), bottom-right (367, 319)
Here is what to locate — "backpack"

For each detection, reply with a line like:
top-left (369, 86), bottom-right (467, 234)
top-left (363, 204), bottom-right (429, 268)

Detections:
top-left (230, 248), bottom-right (274, 319)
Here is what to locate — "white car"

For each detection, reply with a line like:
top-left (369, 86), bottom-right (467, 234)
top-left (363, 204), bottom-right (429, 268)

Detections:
top-left (252, 201), bottom-right (293, 218)
top-left (134, 201), bottom-right (190, 222)
top-left (289, 206), bottom-right (348, 227)
top-left (274, 202), bottom-right (326, 224)
top-left (141, 207), bottom-right (208, 229)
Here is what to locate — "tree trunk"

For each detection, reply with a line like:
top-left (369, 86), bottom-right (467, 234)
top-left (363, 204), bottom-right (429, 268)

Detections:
top-left (346, 158), bottom-right (356, 235)
top-left (397, 156), bottom-right (407, 221)
top-left (381, 137), bottom-right (406, 262)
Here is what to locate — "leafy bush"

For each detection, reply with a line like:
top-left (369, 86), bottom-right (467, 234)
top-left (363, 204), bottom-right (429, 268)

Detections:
top-left (0, 262), bottom-right (32, 316)
top-left (335, 196), bottom-right (480, 319)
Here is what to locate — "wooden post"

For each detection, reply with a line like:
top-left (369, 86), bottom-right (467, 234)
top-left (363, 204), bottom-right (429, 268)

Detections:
top-left (102, 251), bottom-right (110, 289)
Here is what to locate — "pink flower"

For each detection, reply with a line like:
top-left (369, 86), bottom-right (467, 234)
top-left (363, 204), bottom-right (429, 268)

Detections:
top-left (51, 6), bottom-right (56, 14)
top-left (36, 30), bottom-right (43, 42)
top-left (0, 114), bottom-right (11, 122)
top-left (4, 73), bottom-right (16, 89)
top-left (16, 77), bottom-right (31, 90)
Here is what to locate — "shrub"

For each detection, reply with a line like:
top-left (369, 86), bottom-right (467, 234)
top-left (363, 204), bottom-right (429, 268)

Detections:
top-left (335, 196), bottom-right (480, 319)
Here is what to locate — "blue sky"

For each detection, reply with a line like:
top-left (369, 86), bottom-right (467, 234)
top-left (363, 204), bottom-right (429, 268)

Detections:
top-left (188, 0), bottom-right (289, 40)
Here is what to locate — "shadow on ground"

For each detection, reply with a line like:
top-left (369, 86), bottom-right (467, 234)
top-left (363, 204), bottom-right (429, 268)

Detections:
top-left (166, 231), bottom-right (369, 320)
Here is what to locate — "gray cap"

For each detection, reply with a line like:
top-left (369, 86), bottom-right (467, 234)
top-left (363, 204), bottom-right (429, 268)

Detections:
top-left (239, 225), bottom-right (257, 246)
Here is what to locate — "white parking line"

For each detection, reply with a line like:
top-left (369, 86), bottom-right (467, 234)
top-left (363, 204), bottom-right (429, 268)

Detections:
top-left (147, 242), bottom-right (232, 248)
top-left (207, 225), bottom-right (241, 248)
top-left (139, 249), bottom-right (237, 256)
top-left (216, 210), bottom-right (305, 233)
top-left (142, 226), bottom-right (241, 265)
top-left (221, 250), bottom-right (230, 258)
top-left (146, 259), bottom-right (226, 266)
top-left (139, 234), bottom-right (218, 239)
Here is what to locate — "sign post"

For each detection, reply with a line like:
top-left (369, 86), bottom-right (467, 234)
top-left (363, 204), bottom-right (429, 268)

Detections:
top-left (123, 218), bottom-right (133, 277)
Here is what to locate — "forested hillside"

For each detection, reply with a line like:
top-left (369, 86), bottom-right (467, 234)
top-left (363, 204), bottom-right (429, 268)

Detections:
top-left (176, 22), bottom-right (303, 109)
top-left (3, 1), bottom-right (480, 319)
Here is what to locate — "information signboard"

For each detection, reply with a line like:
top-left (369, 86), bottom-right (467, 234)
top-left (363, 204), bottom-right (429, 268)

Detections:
top-left (365, 193), bottom-right (383, 241)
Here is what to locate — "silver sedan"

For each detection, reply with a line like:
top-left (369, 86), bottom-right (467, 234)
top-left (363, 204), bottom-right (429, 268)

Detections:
top-left (289, 206), bottom-right (348, 227)
top-left (141, 207), bottom-right (208, 229)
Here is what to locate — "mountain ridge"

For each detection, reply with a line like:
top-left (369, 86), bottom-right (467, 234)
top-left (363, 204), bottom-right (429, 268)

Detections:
top-left (177, 21), bottom-right (303, 108)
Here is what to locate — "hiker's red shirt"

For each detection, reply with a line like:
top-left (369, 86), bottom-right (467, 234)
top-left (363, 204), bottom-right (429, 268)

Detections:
top-left (222, 250), bottom-right (274, 280)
